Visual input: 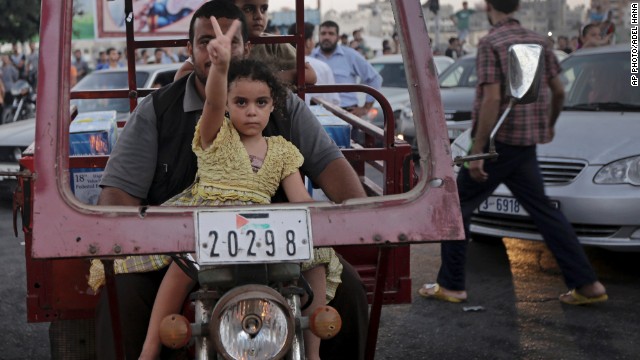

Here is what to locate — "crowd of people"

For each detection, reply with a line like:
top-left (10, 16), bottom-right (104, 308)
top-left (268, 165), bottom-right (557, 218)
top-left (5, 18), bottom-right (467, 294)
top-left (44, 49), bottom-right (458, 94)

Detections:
top-left (0, 42), bottom-right (39, 117)
top-left (551, 3), bottom-right (615, 56)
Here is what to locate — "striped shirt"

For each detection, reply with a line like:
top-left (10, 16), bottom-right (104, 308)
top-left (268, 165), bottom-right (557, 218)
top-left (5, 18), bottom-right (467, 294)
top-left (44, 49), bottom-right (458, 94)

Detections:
top-left (473, 18), bottom-right (561, 146)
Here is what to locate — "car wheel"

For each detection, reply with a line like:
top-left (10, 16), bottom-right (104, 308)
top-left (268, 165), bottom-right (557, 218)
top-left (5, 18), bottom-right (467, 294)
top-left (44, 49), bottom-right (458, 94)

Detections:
top-left (471, 234), bottom-right (503, 244)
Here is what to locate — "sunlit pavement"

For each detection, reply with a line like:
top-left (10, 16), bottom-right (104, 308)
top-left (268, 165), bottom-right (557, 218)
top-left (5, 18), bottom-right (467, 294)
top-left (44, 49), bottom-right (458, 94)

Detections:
top-left (375, 237), bottom-right (640, 359)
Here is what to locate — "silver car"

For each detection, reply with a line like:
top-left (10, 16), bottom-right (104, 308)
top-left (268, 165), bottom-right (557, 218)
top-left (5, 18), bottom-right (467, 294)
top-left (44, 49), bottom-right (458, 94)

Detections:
top-left (451, 44), bottom-right (640, 251)
top-left (366, 54), bottom-right (455, 129)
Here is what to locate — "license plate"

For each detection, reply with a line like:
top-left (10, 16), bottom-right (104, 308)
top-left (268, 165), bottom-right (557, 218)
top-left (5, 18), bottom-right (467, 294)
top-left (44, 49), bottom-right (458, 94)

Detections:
top-left (196, 208), bottom-right (312, 265)
top-left (478, 196), bottom-right (528, 216)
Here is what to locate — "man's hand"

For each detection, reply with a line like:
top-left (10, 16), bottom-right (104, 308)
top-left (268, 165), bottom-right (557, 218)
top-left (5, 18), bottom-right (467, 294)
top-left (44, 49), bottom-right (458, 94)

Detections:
top-left (468, 159), bottom-right (488, 182)
top-left (206, 17), bottom-right (240, 70)
top-left (349, 106), bottom-right (370, 117)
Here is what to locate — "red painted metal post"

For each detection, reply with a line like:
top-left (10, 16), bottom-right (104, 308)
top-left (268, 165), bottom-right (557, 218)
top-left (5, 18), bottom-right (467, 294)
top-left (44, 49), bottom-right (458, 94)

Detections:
top-left (365, 246), bottom-right (392, 360)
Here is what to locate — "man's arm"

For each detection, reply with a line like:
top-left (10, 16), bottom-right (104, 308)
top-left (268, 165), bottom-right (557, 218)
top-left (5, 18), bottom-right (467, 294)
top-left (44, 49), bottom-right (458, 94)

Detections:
top-left (468, 83), bottom-right (501, 182)
top-left (548, 75), bottom-right (565, 134)
top-left (314, 158), bottom-right (366, 203)
top-left (97, 186), bottom-right (143, 206)
top-left (350, 52), bottom-right (383, 117)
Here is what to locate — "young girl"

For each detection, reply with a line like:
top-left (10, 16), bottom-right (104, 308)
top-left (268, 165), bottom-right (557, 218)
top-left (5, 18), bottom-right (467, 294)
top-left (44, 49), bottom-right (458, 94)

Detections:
top-left (138, 18), bottom-right (340, 360)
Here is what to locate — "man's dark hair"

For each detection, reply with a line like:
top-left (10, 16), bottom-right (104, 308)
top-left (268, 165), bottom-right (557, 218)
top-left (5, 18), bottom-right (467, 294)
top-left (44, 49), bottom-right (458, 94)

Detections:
top-left (486, 0), bottom-right (519, 14)
top-left (188, 0), bottom-right (249, 45)
top-left (106, 47), bottom-right (116, 55)
top-left (448, 37), bottom-right (458, 45)
top-left (287, 22), bottom-right (315, 41)
top-left (320, 20), bottom-right (340, 35)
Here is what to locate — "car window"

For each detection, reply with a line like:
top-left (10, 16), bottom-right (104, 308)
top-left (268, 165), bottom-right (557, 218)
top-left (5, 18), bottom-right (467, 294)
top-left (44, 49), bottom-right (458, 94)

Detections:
top-left (562, 52), bottom-right (640, 108)
top-left (74, 71), bottom-right (149, 91)
top-left (371, 62), bottom-right (407, 88)
top-left (71, 71), bottom-right (151, 114)
top-left (150, 70), bottom-right (177, 88)
top-left (439, 58), bottom-right (476, 88)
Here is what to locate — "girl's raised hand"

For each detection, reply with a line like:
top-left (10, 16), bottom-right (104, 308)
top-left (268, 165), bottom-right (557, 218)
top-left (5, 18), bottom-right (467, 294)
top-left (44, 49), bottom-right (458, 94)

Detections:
top-left (206, 16), bottom-right (241, 69)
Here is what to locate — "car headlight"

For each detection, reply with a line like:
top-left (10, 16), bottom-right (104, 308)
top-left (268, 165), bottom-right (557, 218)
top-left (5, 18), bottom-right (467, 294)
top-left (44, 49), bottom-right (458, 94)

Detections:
top-left (210, 285), bottom-right (294, 360)
top-left (366, 107), bottom-right (379, 122)
top-left (13, 147), bottom-right (23, 161)
top-left (594, 156), bottom-right (640, 186)
top-left (400, 103), bottom-right (413, 120)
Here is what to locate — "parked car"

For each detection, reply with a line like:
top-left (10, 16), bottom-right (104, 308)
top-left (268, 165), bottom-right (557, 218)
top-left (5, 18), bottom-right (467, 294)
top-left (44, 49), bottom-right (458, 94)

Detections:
top-left (0, 63), bottom-right (181, 192)
top-left (365, 54), bottom-right (455, 129)
top-left (451, 44), bottom-right (640, 252)
top-left (397, 50), bottom-right (569, 145)
top-left (71, 63), bottom-right (181, 122)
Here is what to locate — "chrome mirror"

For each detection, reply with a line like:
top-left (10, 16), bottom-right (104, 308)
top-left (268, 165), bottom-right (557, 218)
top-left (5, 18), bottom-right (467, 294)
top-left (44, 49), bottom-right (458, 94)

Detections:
top-left (506, 44), bottom-right (544, 104)
top-left (454, 44), bottom-right (543, 165)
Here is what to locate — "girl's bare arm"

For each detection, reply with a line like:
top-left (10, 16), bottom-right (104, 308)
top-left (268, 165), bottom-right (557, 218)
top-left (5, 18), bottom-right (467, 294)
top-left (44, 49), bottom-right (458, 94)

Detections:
top-left (282, 170), bottom-right (313, 203)
top-left (139, 261), bottom-right (197, 360)
top-left (199, 17), bottom-right (241, 149)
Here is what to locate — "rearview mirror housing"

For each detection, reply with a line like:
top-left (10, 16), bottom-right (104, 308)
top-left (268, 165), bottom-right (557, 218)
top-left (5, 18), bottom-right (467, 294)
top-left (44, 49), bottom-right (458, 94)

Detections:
top-left (506, 44), bottom-right (544, 104)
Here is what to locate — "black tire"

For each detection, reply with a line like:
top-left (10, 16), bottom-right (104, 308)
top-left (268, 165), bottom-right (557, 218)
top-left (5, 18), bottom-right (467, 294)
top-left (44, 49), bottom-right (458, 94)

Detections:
top-left (471, 233), bottom-right (503, 244)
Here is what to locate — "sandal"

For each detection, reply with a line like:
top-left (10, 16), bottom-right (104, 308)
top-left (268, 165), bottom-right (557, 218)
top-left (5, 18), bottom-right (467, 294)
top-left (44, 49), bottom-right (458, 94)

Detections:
top-left (417, 283), bottom-right (466, 303)
top-left (559, 289), bottom-right (608, 305)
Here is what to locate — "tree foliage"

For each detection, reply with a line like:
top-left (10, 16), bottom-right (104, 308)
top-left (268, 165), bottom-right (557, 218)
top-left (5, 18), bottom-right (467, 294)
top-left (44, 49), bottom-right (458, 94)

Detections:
top-left (0, 0), bottom-right (42, 44)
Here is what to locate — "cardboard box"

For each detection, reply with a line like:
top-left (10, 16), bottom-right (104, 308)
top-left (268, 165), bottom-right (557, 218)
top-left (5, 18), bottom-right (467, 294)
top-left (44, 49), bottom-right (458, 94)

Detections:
top-left (69, 111), bottom-right (118, 205)
top-left (309, 105), bottom-right (351, 149)
top-left (69, 111), bottom-right (118, 156)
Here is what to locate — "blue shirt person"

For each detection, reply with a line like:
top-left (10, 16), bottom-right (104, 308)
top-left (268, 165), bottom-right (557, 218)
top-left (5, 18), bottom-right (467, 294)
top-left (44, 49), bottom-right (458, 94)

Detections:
top-left (311, 20), bottom-right (382, 117)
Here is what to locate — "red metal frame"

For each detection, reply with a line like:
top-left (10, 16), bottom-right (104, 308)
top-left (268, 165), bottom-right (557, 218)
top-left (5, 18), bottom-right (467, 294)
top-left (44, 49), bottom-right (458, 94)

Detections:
top-left (20, 0), bottom-right (464, 358)
top-left (31, 0), bottom-right (462, 260)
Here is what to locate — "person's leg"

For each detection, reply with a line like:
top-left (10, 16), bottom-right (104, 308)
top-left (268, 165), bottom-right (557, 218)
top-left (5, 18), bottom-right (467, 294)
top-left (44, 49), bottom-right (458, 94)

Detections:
top-left (95, 269), bottom-right (167, 360)
top-left (436, 159), bottom-right (508, 292)
top-left (503, 145), bottom-right (599, 290)
top-left (320, 255), bottom-right (368, 360)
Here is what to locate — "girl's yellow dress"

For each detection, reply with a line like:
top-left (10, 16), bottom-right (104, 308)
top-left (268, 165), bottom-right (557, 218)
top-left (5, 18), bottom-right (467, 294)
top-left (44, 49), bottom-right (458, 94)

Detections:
top-left (89, 117), bottom-right (342, 303)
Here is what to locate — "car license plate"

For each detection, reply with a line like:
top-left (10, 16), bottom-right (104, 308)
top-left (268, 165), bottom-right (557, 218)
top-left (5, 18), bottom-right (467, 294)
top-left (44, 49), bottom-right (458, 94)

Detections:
top-left (478, 196), bottom-right (529, 216)
top-left (196, 208), bottom-right (312, 265)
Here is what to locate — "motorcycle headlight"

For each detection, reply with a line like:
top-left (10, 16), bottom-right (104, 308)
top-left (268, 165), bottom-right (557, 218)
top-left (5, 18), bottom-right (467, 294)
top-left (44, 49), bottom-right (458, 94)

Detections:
top-left (594, 156), bottom-right (640, 186)
top-left (210, 285), bottom-right (294, 360)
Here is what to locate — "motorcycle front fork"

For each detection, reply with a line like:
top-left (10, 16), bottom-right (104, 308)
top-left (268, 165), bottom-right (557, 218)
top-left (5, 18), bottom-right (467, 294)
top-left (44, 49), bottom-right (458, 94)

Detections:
top-left (192, 291), bottom-right (306, 360)
top-left (12, 98), bottom-right (24, 123)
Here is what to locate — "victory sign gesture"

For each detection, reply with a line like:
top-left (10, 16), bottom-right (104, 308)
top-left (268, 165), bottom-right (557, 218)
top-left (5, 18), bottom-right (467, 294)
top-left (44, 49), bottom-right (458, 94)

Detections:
top-left (200, 16), bottom-right (241, 148)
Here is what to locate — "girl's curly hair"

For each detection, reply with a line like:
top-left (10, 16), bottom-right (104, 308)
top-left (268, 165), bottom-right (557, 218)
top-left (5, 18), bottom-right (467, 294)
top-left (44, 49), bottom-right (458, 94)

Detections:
top-left (228, 59), bottom-right (288, 118)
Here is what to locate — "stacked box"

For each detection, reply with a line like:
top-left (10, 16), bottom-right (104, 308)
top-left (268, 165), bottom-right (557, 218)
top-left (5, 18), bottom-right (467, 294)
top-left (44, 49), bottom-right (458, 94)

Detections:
top-left (309, 105), bottom-right (351, 149)
top-left (69, 111), bottom-right (118, 205)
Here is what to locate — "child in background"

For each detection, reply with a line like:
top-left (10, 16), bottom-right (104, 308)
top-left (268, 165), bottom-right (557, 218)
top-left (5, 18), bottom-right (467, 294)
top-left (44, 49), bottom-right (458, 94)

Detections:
top-left (138, 17), bottom-right (340, 360)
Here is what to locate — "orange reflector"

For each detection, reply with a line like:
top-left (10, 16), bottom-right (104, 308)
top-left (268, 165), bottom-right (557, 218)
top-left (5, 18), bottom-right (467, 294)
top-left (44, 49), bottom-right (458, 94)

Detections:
top-left (309, 305), bottom-right (342, 340)
top-left (159, 314), bottom-right (192, 349)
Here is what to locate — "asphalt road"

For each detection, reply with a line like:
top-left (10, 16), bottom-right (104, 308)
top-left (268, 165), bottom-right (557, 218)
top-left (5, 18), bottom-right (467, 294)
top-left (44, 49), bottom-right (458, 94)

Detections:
top-left (1, 186), bottom-right (639, 360)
